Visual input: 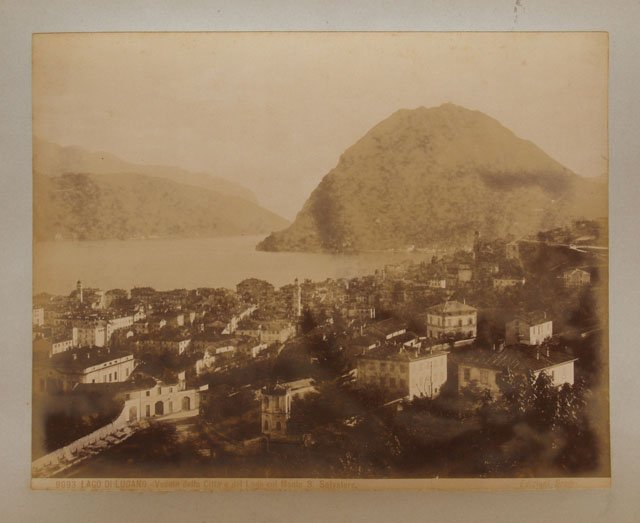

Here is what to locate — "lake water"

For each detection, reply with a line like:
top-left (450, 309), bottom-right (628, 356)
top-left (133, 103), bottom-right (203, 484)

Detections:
top-left (34, 235), bottom-right (434, 295)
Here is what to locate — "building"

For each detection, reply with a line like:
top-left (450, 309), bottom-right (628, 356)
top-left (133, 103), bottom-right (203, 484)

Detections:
top-left (454, 264), bottom-right (473, 283)
top-left (33, 307), bottom-right (45, 327)
top-left (236, 319), bottom-right (296, 345)
top-left (505, 311), bottom-right (552, 346)
top-left (562, 268), bottom-right (591, 287)
top-left (107, 315), bottom-right (134, 334)
top-left (426, 300), bottom-right (477, 340)
top-left (356, 344), bottom-right (449, 400)
top-left (506, 241), bottom-right (520, 260)
top-left (72, 321), bottom-right (107, 348)
top-left (138, 335), bottom-right (191, 355)
top-left (493, 276), bottom-right (526, 289)
top-left (222, 305), bottom-right (258, 335)
top-left (260, 378), bottom-right (316, 437)
top-left (455, 346), bottom-right (577, 396)
top-left (51, 336), bottom-right (74, 355)
top-left (366, 317), bottom-right (407, 342)
top-left (120, 373), bottom-right (200, 421)
top-left (35, 347), bottom-right (136, 393)
top-left (427, 278), bottom-right (447, 289)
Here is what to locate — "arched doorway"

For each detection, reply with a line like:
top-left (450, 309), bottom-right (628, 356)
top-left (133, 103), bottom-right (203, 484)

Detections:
top-left (128, 406), bottom-right (138, 422)
top-left (181, 396), bottom-right (191, 411)
top-left (154, 401), bottom-right (164, 416)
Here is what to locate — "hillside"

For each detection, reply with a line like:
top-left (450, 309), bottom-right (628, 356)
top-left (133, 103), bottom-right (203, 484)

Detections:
top-left (34, 138), bottom-right (257, 203)
top-left (257, 103), bottom-right (607, 253)
top-left (34, 172), bottom-right (289, 241)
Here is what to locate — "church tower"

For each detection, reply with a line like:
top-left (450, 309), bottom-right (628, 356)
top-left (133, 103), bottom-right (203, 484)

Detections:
top-left (294, 278), bottom-right (301, 317)
top-left (473, 231), bottom-right (481, 261)
top-left (261, 384), bottom-right (291, 437)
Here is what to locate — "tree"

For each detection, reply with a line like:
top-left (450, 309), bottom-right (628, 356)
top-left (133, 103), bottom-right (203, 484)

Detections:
top-left (530, 371), bottom-right (558, 429)
top-left (300, 307), bottom-right (317, 335)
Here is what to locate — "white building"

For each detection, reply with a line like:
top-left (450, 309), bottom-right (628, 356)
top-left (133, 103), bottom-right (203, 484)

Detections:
top-left (72, 322), bottom-right (107, 348)
top-left (493, 276), bottom-right (525, 289)
top-left (562, 268), bottom-right (591, 287)
top-left (121, 373), bottom-right (200, 421)
top-left (426, 300), bottom-right (477, 340)
top-left (260, 378), bottom-right (316, 437)
top-left (36, 347), bottom-right (136, 392)
top-left (51, 337), bottom-right (74, 355)
top-left (456, 346), bottom-right (577, 396)
top-left (357, 344), bottom-right (449, 400)
top-left (33, 307), bottom-right (45, 327)
top-left (505, 311), bottom-right (553, 346)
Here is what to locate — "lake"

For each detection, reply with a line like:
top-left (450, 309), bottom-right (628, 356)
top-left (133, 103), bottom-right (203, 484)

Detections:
top-left (34, 235), bottom-right (434, 295)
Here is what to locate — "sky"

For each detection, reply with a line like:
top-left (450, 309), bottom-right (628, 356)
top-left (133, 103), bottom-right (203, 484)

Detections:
top-left (33, 32), bottom-right (608, 219)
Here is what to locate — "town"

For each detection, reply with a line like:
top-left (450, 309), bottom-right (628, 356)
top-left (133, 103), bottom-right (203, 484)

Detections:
top-left (32, 220), bottom-right (608, 479)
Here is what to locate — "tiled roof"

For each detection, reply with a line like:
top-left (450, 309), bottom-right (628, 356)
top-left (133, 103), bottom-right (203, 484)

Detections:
top-left (451, 346), bottom-right (576, 373)
top-left (359, 343), bottom-right (448, 362)
top-left (427, 300), bottom-right (477, 315)
top-left (51, 347), bottom-right (133, 372)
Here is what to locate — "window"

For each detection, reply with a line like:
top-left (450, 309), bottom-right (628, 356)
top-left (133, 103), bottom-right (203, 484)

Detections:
top-left (103, 376), bottom-right (107, 383)
top-left (126, 368), bottom-right (130, 377)
top-left (463, 368), bottom-right (471, 381)
top-left (480, 370), bottom-right (489, 385)
top-left (264, 420), bottom-right (269, 431)
top-left (458, 319), bottom-right (463, 326)
top-left (92, 379), bottom-right (95, 384)
top-left (145, 405), bottom-right (150, 417)
top-left (114, 372), bottom-right (117, 381)
top-left (146, 391), bottom-right (150, 397)
top-left (276, 421), bottom-right (282, 431)
top-left (157, 387), bottom-right (162, 395)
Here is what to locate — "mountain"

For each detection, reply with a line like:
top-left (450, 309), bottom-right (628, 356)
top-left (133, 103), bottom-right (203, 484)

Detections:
top-left (257, 103), bottom-right (607, 253)
top-left (34, 172), bottom-right (289, 241)
top-left (34, 137), bottom-right (258, 203)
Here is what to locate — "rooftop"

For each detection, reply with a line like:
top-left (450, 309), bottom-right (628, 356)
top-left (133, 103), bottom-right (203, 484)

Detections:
top-left (427, 300), bottom-right (477, 315)
top-left (510, 310), bottom-right (550, 325)
top-left (451, 346), bottom-right (576, 373)
top-left (50, 347), bottom-right (133, 372)
top-left (359, 343), bottom-right (448, 362)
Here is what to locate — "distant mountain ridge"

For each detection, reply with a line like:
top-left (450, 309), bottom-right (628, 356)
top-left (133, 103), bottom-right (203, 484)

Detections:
top-left (34, 137), bottom-right (257, 203)
top-left (257, 103), bottom-right (607, 253)
top-left (34, 172), bottom-right (289, 241)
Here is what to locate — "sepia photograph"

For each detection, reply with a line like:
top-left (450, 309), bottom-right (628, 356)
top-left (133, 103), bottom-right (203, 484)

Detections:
top-left (30, 31), bottom-right (609, 490)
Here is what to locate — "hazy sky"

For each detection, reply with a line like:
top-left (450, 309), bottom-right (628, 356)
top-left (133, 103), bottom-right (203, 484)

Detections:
top-left (33, 32), bottom-right (607, 219)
